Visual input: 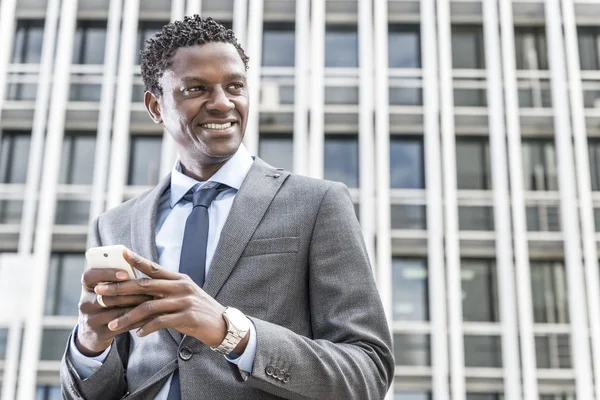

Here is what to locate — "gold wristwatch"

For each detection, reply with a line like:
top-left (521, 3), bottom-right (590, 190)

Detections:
top-left (211, 307), bottom-right (250, 355)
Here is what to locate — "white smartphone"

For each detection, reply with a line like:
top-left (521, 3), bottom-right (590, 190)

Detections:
top-left (85, 245), bottom-right (137, 279)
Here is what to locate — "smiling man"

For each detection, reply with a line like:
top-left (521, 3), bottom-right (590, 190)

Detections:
top-left (60, 16), bottom-right (394, 400)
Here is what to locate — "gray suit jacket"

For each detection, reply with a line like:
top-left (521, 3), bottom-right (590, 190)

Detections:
top-left (60, 158), bottom-right (394, 399)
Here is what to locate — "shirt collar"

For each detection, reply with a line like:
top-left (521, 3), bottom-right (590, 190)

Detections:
top-left (169, 143), bottom-right (254, 207)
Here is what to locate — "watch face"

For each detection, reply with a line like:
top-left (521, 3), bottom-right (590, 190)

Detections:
top-left (226, 307), bottom-right (251, 332)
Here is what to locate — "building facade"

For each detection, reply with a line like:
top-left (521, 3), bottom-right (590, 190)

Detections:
top-left (0, 0), bottom-right (599, 399)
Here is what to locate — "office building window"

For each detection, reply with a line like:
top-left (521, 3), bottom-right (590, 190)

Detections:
top-left (395, 392), bottom-right (431, 400)
top-left (59, 133), bottom-right (96, 184)
top-left (458, 206), bottom-right (494, 231)
top-left (0, 328), bottom-right (7, 359)
top-left (45, 253), bottom-right (86, 315)
top-left (325, 25), bottom-right (358, 67)
top-left (462, 259), bottom-right (498, 322)
top-left (392, 258), bottom-right (428, 321)
top-left (522, 139), bottom-right (558, 191)
top-left (526, 205), bottom-right (561, 232)
top-left (259, 134), bottom-right (293, 172)
top-left (531, 261), bottom-right (569, 323)
top-left (128, 135), bottom-right (162, 185)
top-left (0, 131), bottom-right (31, 184)
top-left (515, 27), bottom-right (549, 70)
top-left (6, 81), bottom-right (37, 101)
top-left (394, 334), bottom-right (430, 366)
top-left (324, 134), bottom-right (359, 188)
top-left (456, 137), bottom-right (491, 190)
top-left (454, 88), bottom-right (487, 107)
top-left (540, 395), bottom-right (575, 400)
top-left (388, 24), bottom-right (420, 68)
top-left (536, 334), bottom-right (572, 369)
top-left (467, 395), bottom-right (502, 400)
top-left (12, 19), bottom-right (44, 63)
top-left (451, 25), bottom-right (485, 69)
top-left (464, 335), bottom-right (502, 368)
top-left (389, 86), bottom-right (422, 105)
top-left (55, 200), bottom-right (90, 225)
top-left (136, 20), bottom-right (167, 64)
top-left (391, 204), bottom-right (426, 230)
top-left (589, 139), bottom-right (600, 190)
top-left (72, 20), bottom-right (107, 64)
top-left (0, 200), bottom-right (23, 224)
top-left (578, 27), bottom-right (600, 70)
top-left (40, 329), bottom-right (71, 360)
top-left (390, 137), bottom-right (424, 189)
top-left (263, 22), bottom-right (295, 67)
top-left (36, 386), bottom-right (62, 400)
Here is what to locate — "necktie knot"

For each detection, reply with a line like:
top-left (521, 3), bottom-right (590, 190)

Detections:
top-left (191, 183), bottom-right (225, 208)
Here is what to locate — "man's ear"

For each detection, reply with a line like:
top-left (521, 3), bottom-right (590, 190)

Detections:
top-left (144, 91), bottom-right (162, 124)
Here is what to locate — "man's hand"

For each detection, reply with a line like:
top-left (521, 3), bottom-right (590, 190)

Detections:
top-left (77, 265), bottom-right (154, 357)
top-left (94, 249), bottom-right (247, 352)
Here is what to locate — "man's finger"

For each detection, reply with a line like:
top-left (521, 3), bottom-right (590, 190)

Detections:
top-left (94, 278), bottom-right (180, 297)
top-left (136, 313), bottom-right (184, 337)
top-left (94, 294), bottom-right (154, 309)
top-left (106, 298), bottom-right (182, 332)
top-left (123, 249), bottom-right (179, 280)
top-left (82, 268), bottom-right (130, 290)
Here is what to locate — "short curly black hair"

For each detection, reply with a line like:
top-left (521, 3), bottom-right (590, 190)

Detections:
top-left (140, 15), bottom-right (249, 96)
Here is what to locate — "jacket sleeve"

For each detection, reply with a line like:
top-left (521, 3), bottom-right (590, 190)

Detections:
top-left (60, 217), bottom-right (129, 400)
top-left (245, 182), bottom-right (395, 399)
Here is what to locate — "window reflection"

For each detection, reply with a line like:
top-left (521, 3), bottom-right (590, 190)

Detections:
top-left (0, 131), bottom-right (31, 184)
top-left (458, 206), bottom-right (494, 231)
top-left (325, 25), bottom-right (358, 68)
top-left (456, 137), bottom-right (491, 190)
top-left (59, 133), bottom-right (96, 184)
top-left (536, 334), bottom-right (572, 369)
top-left (259, 134), bottom-right (293, 172)
top-left (462, 259), bottom-right (498, 322)
top-left (324, 135), bottom-right (359, 188)
top-left (72, 20), bottom-right (107, 64)
top-left (464, 335), bottom-right (502, 368)
top-left (55, 200), bottom-right (90, 225)
top-left (263, 22), bottom-right (295, 67)
top-left (521, 139), bottom-right (558, 191)
top-left (12, 20), bottom-right (45, 64)
top-left (0, 200), bottom-right (24, 224)
top-left (128, 135), bottom-right (162, 185)
top-left (531, 261), bottom-right (569, 323)
top-left (390, 137), bottom-right (424, 189)
top-left (515, 27), bottom-right (548, 70)
top-left (392, 258), bottom-right (428, 321)
top-left (451, 25), bottom-right (485, 69)
top-left (588, 139), bottom-right (600, 190)
top-left (388, 24), bottom-right (420, 68)
top-left (393, 334), bottom-right (430, 366)
top-left (578, 27), bottom-right (600, 70)
top-left (45, 253), bottom-right (86, 315)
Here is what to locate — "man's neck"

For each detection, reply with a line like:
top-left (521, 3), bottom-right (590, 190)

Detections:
top-left (179, 160), bottom-right (228, 182)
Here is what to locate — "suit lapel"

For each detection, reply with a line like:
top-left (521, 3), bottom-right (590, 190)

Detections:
top-left (203, 158), bottom-right (289, 298)
top-left (129, 173), bottom-right (182, 344)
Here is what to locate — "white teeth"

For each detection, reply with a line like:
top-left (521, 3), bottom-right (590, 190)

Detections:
top-left (201, 122), bottom-right (232, 130)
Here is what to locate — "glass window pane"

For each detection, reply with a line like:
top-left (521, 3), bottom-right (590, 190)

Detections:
top-left (522, 139), bottom-right (558, 191)
top-left (390, 137), bottom-right (424, 189)
top-left (452, 25), bottom-right (485, 69)
top-left (72, 20), bottom-right (107, 64)
top-left (456, 138), bottom-right (491, 190)
top-left (389, 86), bottom-right (422, 106)
top-left (467, 395), bottom-right (502, 400)
top-left (12, 20), bottom-right (45, 64)
top-left (40, 329), bottom-right (72, 360)
top-left (136, 20), bottom-right (167, 64)
top-left (0, 328), bottom-right (7, 359)
top-left (55, 200), bottom-right (90, 225)
top-left (395, 392), bottom-right (431, 400)
top-left (59, 134), bottom-right (96, 184)
top-left (324, 135), bottom-right (359, 188)
top-left (393, 334), bottom-right (430, 366)
top-left (6, 82), bottom-right (38, 101)
top-left (458, 206), bottom-right (494, 231)
top-left (262, 22), bottom-right (295, 67)
top-left (392, 258), bottom-right (428, 321)
top-left (325, 86), bottom-right (359, 104)
top-left (128, 136), bottom-right (162, 185)
top-left (325, 25), bottom-right (358, 67)
top-left (259, 134), bottom-right (293, 172)
top-left (391, 204), bottom-right (426, 230)
top-left (36, 386), bottom-right (62, 400)
top-left (526, 205), bottom-right (561, 231)
top-left (462, 260), bottom-right (498, 322)
top-left (589, 139), bottom-right (600, 191)
top-left (45, 254), bottom-right (86, 315)
top-left (464, 335), bottom-right (502, 368)
top-left (0, 200), bottom-right (24, 224)
top-left (454, 89), bottom-right (487, 107)
top-left (388, 25), bottom-right (420, 68)
top-left (0, 131), bottom-right (31, 183)
top-left (536, 334), bottom-right (572, 369)
top-left (578, 27), bottom-right (599, 70)
top-left (531, 261), bottom-right (569, 323)
top-left (515, 27), bottom-right (548, 70)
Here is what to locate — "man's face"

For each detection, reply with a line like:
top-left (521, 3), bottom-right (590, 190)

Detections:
top-left (145, 42), bottom-right (249, 166)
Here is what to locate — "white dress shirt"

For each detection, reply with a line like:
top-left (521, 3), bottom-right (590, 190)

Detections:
top-left (67, 144), bottom-right (257, 399)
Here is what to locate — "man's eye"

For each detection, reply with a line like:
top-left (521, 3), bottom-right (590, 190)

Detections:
top-left (185, 86), bottom-right (204, 93)
top-left (229, 83), bottom-right (244, 90)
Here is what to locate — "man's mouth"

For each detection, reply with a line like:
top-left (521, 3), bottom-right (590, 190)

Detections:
top-left (200, 122), bottom-right (233, 130)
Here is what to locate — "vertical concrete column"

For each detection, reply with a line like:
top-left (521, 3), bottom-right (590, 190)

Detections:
top-left (233, 0), bottom-right (248, 49)
top-left (293, 0), bottom-right (309, 175)
top-left (19, 0), bottom-right (61, 254)
top-left (482, 1), bottom-right (521, 399)
top-left (421, 0), bottom-right (449, 399)
top-left (243, 0), bottom-right (263, 156)
top-left (545, 1), bottom-right (594, 398)
top-left (498, 1), bottom-right (538, 398)
top-left (186, 0), bottom-right (202, 15)
top-left (17, 1), bottom-right (79, 398)
top-left (89, 0), bottom-right (123, 222)
top-left (561, 1), bottom-right (600, 398)
top-left (106, 0), bottom-right (140, 209)
top-left (309, 0), bottom-right (325, 179)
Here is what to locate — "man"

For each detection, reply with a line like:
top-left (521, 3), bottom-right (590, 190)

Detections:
top-left (60, 16), bottom-right (394, 399)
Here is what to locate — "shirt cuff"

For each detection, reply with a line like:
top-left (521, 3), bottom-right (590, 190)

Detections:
top-left (67, 325), bottom-right (111, 379)
top-left (224, 318), bottom-right (256, 374)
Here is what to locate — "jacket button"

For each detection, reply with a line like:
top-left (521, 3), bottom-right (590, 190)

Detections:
top-left (179, 346), bottom-right (193, 361)
top-left (273, 367), bottom-right (281, 379)
top-left (283, 373), bottom-right (291, 383)
top-left (265, 365), bottom-right (274, 376)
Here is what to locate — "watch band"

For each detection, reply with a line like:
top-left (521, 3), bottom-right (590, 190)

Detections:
top-left (211, 307), bottom-right (249, 355)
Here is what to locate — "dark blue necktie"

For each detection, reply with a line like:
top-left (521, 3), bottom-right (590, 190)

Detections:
top-left (167, 183), bottom-right (225, 400)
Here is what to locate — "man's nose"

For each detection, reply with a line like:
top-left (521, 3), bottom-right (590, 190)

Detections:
top-left (206, 87), bottom-right (234, 113)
